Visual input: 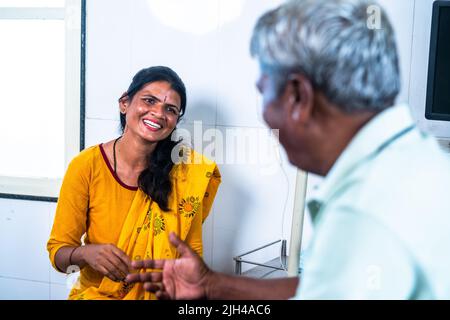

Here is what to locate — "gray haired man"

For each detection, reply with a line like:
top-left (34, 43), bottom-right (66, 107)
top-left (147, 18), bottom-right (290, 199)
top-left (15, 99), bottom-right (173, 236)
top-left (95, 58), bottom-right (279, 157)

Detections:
top-left (126, 0), bottom-right (450, 299)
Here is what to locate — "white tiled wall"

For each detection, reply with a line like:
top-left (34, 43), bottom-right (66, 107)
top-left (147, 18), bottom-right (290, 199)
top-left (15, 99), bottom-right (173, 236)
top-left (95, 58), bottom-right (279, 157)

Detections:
top-left (3, 0), bottom-right (438, 299)
top-left (0, 198), bottom-right (71, 299)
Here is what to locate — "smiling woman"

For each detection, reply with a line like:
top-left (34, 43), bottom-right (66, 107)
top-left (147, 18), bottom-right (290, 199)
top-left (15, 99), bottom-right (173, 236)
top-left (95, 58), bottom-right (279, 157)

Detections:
top-left (47, 66), bottom-right (221, 300)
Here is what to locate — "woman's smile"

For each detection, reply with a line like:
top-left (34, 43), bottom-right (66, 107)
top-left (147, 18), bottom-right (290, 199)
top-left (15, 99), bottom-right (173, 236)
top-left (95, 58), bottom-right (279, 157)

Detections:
top-left (142, 118), bottom-right (163, 131)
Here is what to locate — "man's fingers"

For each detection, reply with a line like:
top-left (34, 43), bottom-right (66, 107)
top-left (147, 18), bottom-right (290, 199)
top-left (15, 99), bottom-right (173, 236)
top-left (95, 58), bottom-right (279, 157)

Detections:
top-left (155, 290), bottom-right (171, 300)
top-left (125, 271), bottom-right (162, 284)
top-left (131, 259), bottom-right (166, 270)
top-left (143, 282), bottom-right (163, 293)
top-left (144, 283), bottom-right (171, 300)
top-left (125, 272), bottom-right (141, 283)
top-left (169, 232), bottom-right (194, 257)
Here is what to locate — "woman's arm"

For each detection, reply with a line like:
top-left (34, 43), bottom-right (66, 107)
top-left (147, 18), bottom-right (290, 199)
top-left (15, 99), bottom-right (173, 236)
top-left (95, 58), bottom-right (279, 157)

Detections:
top-left (47, 153), bottom-right (90, 273)
top-left (55, 244), bottom-right (132, 281)
top-left (54, 246), bottom-right (87, 273)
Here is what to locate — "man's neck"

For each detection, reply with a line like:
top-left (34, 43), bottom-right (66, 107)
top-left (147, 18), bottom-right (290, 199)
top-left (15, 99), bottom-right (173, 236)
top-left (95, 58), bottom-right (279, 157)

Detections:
top-left (316, 110), bottom-right (378, 176)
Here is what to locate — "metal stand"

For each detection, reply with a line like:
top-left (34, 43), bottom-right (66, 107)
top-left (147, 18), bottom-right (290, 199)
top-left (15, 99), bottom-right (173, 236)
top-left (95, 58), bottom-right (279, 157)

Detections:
top-left (233, 170), bottom-right (308, 278)
top-left (233, 239), bottom-right (287, 275)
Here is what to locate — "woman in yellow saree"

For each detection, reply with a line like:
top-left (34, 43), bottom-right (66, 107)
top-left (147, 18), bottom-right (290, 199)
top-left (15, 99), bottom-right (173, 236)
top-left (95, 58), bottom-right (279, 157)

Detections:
top-left (47, 66), bottom-right (221, 300)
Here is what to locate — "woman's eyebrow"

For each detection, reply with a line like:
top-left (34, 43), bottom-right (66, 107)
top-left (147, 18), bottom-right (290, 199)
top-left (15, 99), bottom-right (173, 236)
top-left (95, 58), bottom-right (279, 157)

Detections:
top-left (142, 94), bottom-right (180, 110)
top-left (142, 94), bottom-right (162, 102)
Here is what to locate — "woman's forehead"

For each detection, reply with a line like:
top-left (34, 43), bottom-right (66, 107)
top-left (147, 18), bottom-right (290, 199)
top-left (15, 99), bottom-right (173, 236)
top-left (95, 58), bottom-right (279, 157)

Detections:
top-left (138, 81), bottom-right (176, 94)
top-left (138, 81), bottom-right (181, 104)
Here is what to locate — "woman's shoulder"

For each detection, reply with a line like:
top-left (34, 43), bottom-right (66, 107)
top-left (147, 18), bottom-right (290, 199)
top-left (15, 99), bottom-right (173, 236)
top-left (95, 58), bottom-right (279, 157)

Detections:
top-left (174, 146), bottom-right (215, 165)
top-left (67, 144), bottom-right (102, 171)
top-left (171, 146), bottom-right (220, 180)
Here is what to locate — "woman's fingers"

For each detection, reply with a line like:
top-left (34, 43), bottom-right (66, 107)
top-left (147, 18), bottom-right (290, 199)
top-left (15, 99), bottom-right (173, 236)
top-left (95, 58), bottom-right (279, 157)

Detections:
top-left (98, 265), bottom-right (113, 281)
top-left (106, 254), bottom-right (130, 280)
top-left (102, 258), bottom-right (125, 281)
top-left (111, 247), bottom-right (132, 272)
top-left (109, 250), bottom-right (131, 277)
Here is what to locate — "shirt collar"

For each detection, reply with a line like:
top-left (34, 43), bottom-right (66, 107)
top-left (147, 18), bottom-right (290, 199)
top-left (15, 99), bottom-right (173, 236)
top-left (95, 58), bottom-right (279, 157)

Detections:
top-left (307, 104), bottom-right (416, 222)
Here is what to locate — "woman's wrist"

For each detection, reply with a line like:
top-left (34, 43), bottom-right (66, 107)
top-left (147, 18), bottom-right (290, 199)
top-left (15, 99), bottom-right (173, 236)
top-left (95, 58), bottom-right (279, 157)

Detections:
top-left (68, 247), bottom-right (77, 266)
top-left (70, 245), bottom-right (87, 268)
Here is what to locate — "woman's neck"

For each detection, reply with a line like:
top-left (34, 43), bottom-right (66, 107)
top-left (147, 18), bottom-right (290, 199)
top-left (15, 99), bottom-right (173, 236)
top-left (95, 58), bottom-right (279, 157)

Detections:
top-left (117, 132), bottom-right (157, 171)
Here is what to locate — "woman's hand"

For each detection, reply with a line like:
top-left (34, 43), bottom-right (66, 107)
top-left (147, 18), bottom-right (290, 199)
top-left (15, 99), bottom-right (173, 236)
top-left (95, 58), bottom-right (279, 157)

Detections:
top-left (81, 244), bottom-right (132, 282)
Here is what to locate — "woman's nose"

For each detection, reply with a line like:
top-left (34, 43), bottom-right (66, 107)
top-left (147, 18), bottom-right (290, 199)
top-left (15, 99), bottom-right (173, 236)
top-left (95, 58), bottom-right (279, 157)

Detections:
top-left (149, 103), bottom-right (165, 118)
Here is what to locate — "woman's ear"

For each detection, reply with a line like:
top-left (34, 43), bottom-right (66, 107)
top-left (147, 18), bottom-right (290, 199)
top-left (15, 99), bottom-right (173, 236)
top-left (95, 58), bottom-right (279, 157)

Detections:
top-left (119, 92), bottom-right (129, 114)
top-left (286, 74), bottom-right (314, 124)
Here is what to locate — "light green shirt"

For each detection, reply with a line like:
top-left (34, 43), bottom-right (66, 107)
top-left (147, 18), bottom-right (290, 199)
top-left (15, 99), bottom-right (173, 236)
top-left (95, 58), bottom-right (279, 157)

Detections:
top-left (295, 104), bottom-right (450, 299)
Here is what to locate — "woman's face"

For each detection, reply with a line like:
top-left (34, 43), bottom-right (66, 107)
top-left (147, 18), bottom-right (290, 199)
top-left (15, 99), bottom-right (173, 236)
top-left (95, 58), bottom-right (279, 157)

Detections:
top-left (120, 81), bottom-right (182, 143)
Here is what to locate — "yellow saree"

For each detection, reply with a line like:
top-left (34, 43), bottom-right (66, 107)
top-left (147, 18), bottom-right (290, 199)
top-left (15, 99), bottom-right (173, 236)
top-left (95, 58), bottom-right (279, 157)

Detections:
top-left (68, 150), bottom-right (221, 300)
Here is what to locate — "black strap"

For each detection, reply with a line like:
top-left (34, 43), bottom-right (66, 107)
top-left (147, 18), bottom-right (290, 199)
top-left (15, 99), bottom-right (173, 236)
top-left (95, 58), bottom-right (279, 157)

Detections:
top-left (113, 136), bottom-right (122, 173)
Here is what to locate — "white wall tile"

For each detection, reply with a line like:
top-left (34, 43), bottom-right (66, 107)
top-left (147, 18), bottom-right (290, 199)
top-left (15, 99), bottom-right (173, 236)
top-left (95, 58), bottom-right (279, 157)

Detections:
top-left (85, 0), bottom-right (133, 120)
top-left (84, 118), bottom-right (121, 149)
top-left (210, 126), bottom-right (298, 273)
top-left (0, 277), bottom-right (49, 300)
top-left (0, 198), bottom-right (50, 282)
top-left (216, 0), bottom-right (283, 128)
top-left (129, 0), bottom-right (220, 126)
top-left (378, 0), bottom-right (415, 105)
top-left (50, 283), bottom-right (71, 300)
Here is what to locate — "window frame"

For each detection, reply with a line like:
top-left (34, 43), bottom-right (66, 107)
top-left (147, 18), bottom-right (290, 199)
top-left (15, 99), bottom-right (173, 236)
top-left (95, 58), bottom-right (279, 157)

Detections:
top-left (0, 0), bottom-right (86, 202)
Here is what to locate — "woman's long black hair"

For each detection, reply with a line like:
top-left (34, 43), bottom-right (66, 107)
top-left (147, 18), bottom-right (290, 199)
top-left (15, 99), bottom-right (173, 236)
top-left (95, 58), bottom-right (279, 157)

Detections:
top-left (119, 66), bottom-right (186, 211)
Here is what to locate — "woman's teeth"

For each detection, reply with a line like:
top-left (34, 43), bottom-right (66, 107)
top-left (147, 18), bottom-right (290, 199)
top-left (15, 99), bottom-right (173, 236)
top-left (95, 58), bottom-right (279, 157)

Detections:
top-left (143, 119), bottom-right (162, 129)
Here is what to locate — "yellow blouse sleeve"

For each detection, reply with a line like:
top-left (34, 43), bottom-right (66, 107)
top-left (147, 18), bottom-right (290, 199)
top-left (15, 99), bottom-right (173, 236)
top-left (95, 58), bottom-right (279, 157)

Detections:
top-left (46, 148), bottom-right (92, 272)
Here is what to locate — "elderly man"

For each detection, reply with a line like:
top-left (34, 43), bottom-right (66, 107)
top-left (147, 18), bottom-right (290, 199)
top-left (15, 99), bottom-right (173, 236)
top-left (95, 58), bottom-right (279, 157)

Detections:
top-left (126, 0), bottom-right (450, 299)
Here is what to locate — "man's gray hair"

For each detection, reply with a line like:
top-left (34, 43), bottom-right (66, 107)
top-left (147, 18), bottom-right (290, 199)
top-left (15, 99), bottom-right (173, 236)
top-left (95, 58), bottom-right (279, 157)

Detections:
top-left (250, 0), bottom-right (401, 113)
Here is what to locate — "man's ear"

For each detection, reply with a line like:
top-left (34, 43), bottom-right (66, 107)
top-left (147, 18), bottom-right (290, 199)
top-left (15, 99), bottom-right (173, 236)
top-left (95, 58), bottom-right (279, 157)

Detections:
top-left (286, 74), bottom-right (314, 124)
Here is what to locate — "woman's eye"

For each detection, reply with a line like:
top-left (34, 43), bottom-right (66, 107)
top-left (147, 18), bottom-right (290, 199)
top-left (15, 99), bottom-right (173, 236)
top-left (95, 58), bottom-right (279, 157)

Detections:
top-left (145, 98), bottom-right (156, 105)
top-left (167, 107), bottom-right (178, 115)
